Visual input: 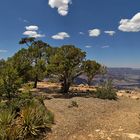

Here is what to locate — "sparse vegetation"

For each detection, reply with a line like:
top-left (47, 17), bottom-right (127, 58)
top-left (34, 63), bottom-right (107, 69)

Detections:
top-left (1, 2), bottom-right (140, 139)
top-left (83, 60), bottom-right (102, 86)
top-left (95, 79), bottom-right (117, 100)
top-left (68, 101), bottom-right (79, 108)
top-left (0, 62), bottom-right (22, 99)
top-left (0, 97), bottom-right (54, 140)
top-left (0, 37), bottom-right (113, 139)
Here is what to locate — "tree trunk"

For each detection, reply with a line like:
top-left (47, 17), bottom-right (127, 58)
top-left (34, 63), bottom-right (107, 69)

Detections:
top-left (7, 92), bottom-right (11, 100)
top-left (34, 75), bottom-right (38, 88)
top-left (61, 78), bottom-right (70, 94)
top-left (87, 77), bottom-right (92, 86)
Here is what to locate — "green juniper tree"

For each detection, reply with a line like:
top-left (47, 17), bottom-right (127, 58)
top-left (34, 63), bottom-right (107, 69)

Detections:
top-left (47, 45), bottom-right (86, 94)
top-left (0, 61), bottom-right (22, 99)
top-left (19, 38), bottom-right (49, 88)
top-left (10, 48), bottom-right (32, 83)
top-left (0, 59), bottom-right (5, 75)
top-left (83, 60), bottom-right (102, 86)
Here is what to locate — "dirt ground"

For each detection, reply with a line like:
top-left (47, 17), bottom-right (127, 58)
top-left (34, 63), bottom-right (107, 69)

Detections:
top-left (37, 82), bottom-right (140, 140)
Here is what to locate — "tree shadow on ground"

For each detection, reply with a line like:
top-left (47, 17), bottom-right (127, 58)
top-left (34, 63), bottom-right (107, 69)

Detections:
top-left (32, 86), bottom-right (94, 100)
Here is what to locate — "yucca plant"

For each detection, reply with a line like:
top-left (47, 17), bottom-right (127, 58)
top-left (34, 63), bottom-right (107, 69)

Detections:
top-left (20, 108), bottom-right (39, 138)
top-left (20, 100), bottom-right (54, 139)
top-left (0, 98), bottom-right (54, 140)
top-left (0, 109), bottom-right (20, 140)
top-left (44, 110), bottom-right (54, 125)
top-left (0, 109), bottom-right (15, 125)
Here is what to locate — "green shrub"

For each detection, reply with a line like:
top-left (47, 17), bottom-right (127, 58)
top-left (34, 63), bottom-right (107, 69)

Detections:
top-left (0, 63), bottom-right (22, 99)
top-left (22, 83), bottom-right (33, 94)
top-left (19, 91), bottom-right (32, 99)
top-left (94, 79), bottom-right (117, 100)
top-left (0, 101), bottom-right (7, 110)
top-left (44, 110), bottom-right (54, 124)
top-left (35, 95), bottom-right (46, 105)
top-left (68, 101), bottom-right (78, 108)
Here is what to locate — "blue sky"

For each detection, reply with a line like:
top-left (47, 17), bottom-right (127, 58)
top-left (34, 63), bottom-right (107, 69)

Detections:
top-left (0, 0), bottom-right (140, 68)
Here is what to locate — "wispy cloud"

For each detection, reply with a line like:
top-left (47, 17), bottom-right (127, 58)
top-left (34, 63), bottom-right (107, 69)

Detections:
top-left (48, 0), bottom-right (72, 16)
top-left (0, 49), bottom-right (8, 53)
top-left (89, 29), bottom-right (101, 37)
top-left (23, 25), bottom-right (45, 38)
top-left (101, 45), bottom-right (110, 49)
top-left (79, 32), bottom-right (84, 35)
top-left (52, 32), bottom-right (70, 40)
top-left (85, 45), bottom-right (92, 48)
top-left (23, 19), bottom-right (29, 23)
top-left (104, 31), bottom-right (116, 36)
top-left (19, 17), bottom-right (30, 23)
top-left (118, 12), bottom-right (140, 32)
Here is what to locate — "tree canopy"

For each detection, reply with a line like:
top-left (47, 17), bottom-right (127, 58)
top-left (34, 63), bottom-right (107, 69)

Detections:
top-left (0, 61), bottom-right (22, 99)
top-left (18, 38), bottom-right (49, 88)
top-left (0, 37), bottom-right (105, 96)
top-left (47, 45), bottom-right (86, 93)
top-left (83, 60), bottom-right (101, 86)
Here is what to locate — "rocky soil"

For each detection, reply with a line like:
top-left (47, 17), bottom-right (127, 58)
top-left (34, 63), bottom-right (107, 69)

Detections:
top-left (36, 82), bottom-right (140, 140)
top-left (43, 96), bottom-right (140, 140)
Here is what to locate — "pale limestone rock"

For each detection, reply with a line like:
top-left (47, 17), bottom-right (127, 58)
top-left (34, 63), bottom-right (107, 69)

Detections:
top-left (95, 129), bottom-right (101, 132)
top-left (124, 133), bottom-right (140, 139)
top-left (88, 134), bottom-right (94, 138)
top-left (117, 93), bottom-right (123, 97)
top-left (131, 96), bottom-right (140, 100)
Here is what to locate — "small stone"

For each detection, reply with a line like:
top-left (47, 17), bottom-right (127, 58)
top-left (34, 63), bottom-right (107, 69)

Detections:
top-left (117, 93), bottom-right (123, 97)
top-left (79, 84), bottom-right (85, 87)
top-left (118, 128), bottom-right (124, 131)
top-left (124, 133), bottom-right (140, 139)
top-left (115, 134), bottom-right (120, 137)
top-left (131, 96), bottom-right (139, 100)
top-left (95, 129), bottom-right (101, 132)
top-left (73, 135), bottom-right (76, 139)
top-left (107, 137), bottom-right (112, 140)
top-left (88, 134), bottom-right (94, 138)
top-left (118, 126), bottom-right (124, 131)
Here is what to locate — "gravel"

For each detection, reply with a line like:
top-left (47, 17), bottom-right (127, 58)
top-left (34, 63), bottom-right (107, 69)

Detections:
top-left (43, 96), bottom-right (140, 140)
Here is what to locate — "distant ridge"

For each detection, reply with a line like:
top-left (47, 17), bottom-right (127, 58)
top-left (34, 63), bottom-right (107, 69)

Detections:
top-left (75, 68), bottom-right (140, 89)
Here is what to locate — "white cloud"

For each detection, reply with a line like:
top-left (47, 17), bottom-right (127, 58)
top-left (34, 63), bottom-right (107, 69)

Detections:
top-left (52, 32), bottom-right (70, 40)
top-left (25, 25), bottom-right (39, 31)
top-left (85, 45), bottom-right (92, 48)
top-left (23, 25), bottom-right (45, 38)
top-left (118, 13), bottom-right (140, 32)
top-left (23, 31), bottom-right (45, 38)
top-left (104, 31), bottom-right (116, 36)
top-left (23, 31), bottom-right (37, 36)
top-left (48, 0), bottom-right (71, 16)
top-left (89, 29), bottom-right (101, 37)
top-left (101, 45), bottom-right (110, 49)
top-left (0, 49), bottom-right (7, 53)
